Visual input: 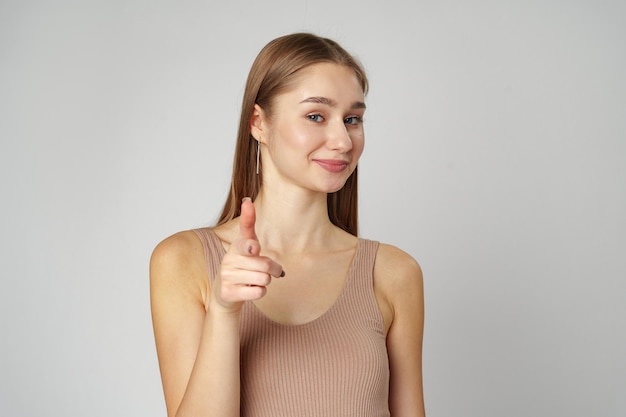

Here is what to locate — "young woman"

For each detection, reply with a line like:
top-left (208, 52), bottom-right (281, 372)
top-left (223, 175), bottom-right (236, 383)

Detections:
top-left (150, 33), bottom-right (425, 417)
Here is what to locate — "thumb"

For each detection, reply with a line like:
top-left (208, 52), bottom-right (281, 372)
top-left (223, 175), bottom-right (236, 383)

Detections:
top-left (239, 197), bottom-right (258, 242)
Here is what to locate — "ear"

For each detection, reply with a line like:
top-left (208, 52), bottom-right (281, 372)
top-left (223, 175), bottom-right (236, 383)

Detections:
top-left (250, 104), bottom-right (268, 144)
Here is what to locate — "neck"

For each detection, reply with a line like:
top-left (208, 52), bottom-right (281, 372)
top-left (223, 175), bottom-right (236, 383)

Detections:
top-left (252, 188), bottom-right (336, 253)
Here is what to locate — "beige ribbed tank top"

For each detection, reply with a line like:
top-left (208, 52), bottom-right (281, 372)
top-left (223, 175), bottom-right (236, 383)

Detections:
top-left (193, 228), bottom-right (390, 417)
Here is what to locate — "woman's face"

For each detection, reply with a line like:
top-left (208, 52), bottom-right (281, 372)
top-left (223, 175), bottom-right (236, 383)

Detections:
top-left (253, 63), bottom-right (366, 194)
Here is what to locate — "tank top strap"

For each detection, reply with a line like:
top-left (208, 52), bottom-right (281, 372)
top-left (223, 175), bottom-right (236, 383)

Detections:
top-left (192, 227), bottom-right (225, 288)
top-left (343, 238), bottom-right (384, 330)
top-left (349, 238), bottom-right (380, 287)
top-left (354, 238), bottom-right (379, 275)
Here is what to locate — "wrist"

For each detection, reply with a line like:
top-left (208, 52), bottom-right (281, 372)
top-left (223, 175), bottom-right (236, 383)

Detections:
top-left (206, 297), bottom-right (244, 321)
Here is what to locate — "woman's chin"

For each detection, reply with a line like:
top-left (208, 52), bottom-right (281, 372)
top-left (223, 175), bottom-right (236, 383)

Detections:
top-left (320, 180), bottom-right (349, 194)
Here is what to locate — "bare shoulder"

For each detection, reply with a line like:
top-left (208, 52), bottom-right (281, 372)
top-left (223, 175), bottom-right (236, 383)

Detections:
top-left (374, 243), bottom-right (423, 289)
top-left (150, 230), bottom-right (209, 303)
top-left (373, 243), bottom-right (424, 331)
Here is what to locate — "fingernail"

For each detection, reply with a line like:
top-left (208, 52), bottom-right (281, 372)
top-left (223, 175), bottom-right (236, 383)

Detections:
top-left (280, 270), bottom-right (285, 278)
top-left (242, 197), bottom-right (251, 203)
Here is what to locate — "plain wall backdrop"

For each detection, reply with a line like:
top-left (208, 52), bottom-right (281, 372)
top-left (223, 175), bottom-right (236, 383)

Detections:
top-left (1, 1), bottom-right (624, 416)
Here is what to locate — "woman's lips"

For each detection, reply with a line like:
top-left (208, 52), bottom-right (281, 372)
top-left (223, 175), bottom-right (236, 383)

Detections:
top-left (313, 159), bottom-right (349, 173)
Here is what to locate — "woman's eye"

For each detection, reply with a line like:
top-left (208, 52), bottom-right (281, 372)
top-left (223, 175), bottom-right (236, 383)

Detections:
top-left (307, 114), bottom-right (324, 122)
top-left (344, 116), bottom-right (361, 125)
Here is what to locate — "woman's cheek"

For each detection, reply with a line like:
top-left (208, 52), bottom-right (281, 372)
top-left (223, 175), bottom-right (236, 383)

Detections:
top-left (352, 132), bottom-right (365, 156)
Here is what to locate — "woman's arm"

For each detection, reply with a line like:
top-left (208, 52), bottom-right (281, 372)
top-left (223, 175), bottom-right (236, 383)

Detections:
top-left (150, 200), bottom-right (282, 417)
top-left (150, 231), bottom-right (242, 417)
top-left (375, 244), bottom-right (426, 417)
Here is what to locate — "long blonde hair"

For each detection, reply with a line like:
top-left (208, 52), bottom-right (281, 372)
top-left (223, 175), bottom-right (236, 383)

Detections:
top-left (217, 33), bottom-right (368, 236)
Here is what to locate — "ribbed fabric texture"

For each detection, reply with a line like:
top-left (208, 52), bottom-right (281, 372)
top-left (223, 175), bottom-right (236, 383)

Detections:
top-left (193, 228), bottom-right (390, 417)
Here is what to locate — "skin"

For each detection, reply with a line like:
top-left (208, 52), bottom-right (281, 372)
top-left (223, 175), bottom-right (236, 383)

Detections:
top-left (150, 62), bottom-right (425, 417)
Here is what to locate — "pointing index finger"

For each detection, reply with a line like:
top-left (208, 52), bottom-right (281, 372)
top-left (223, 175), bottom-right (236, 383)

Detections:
top-left (239, 197), bottom-right (258, 242)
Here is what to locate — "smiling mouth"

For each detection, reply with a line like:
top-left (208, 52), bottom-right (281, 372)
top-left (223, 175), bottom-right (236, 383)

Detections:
top-left (313, 159), bottom-right (349, 173)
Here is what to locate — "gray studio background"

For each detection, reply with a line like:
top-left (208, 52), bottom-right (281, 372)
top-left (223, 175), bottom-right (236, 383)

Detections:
top-left (1, 1), bottom-right (624, 416)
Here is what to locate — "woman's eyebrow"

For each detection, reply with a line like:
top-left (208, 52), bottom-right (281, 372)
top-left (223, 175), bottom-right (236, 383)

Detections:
top-left (300, 96), bottom-right (366, 110)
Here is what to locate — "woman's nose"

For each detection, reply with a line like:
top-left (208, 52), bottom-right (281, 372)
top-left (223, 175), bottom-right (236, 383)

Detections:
top-left (326, 120), bottom-right (353, 151)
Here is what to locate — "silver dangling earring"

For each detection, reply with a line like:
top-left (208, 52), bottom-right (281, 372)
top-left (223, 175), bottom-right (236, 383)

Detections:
top-left (255, 140), bottom-right (260, 175)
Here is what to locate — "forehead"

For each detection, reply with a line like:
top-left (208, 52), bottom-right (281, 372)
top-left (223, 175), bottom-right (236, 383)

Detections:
top-left (281, 63), bottom-right (365, 103)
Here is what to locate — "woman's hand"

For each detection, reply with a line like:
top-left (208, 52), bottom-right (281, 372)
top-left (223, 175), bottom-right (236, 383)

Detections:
top-left (211, 198), bottom-right (284, 314)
